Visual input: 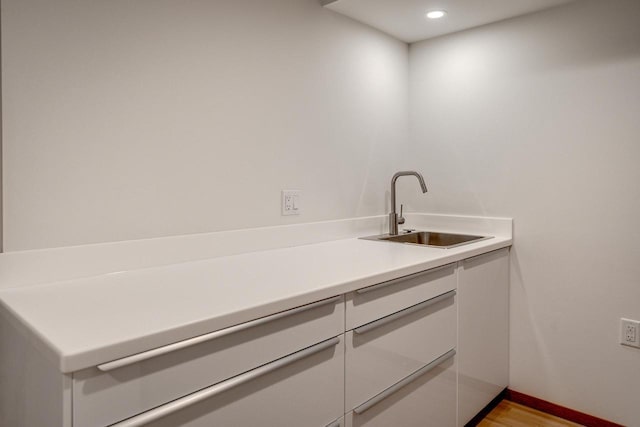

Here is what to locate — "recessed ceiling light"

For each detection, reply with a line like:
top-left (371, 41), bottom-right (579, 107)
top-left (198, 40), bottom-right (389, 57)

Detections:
top-left (426, 10), bottom-right (447, 19)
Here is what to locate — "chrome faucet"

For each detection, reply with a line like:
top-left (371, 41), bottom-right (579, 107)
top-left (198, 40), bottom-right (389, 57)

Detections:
top-left (389, 171), bottom-right (428, 235)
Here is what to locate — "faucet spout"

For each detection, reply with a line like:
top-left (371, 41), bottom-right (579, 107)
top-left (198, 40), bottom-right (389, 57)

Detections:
top-left (389, 171), bottom-right (428, 235)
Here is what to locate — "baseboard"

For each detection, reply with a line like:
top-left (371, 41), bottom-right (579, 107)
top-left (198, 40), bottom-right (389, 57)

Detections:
top-left (464, 388), bottom-right (508, 427)
top-left (506, 389), bottom-right (624, 427)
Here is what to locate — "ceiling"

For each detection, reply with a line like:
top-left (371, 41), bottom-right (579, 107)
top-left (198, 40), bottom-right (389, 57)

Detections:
top-left (322, 0), bottom-right (576, 43)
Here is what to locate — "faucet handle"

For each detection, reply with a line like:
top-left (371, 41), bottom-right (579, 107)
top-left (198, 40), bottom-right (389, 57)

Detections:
top-left (398, 204), bottom-right (406, 225)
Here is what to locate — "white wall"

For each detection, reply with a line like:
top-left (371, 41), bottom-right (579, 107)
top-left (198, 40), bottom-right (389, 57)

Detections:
top-left (408, 1), bottom-right (640, 425)
top-left (1, 0), bottom-right (408, 251)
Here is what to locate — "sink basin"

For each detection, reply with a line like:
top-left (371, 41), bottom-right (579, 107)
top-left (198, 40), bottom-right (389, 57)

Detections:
top-left (361, 231), bottom-right (491, 249)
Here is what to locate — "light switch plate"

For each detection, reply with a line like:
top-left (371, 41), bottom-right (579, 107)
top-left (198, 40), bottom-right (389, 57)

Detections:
top-left (281, 190), bottom-right (301, 216)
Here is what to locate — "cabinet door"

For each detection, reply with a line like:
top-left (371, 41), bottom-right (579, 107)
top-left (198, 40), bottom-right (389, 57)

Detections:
top-left (345, 354), bottom-right (456, 427)
top-left (457, 248), bottom-right (509, 426)
top-left (113, 336), bottom-right (344, 427)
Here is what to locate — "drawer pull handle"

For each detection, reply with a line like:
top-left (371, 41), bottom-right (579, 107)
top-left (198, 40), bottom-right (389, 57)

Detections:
top-left (110, 337), bottom-right (341, 427)
top-left (326, 421), bottom-right (342, 427)
top-left (98, 295), bottom-right (342, 372)
top-left (353, 348), bottom-right (456, 415)
top-left (353, 290), bottom-right (456, 335)
top-left (356, 263), bottom-right (454, 295)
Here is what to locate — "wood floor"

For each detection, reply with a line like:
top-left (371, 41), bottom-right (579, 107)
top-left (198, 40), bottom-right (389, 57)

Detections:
top-left (478, 401), bottom-right (584, 427)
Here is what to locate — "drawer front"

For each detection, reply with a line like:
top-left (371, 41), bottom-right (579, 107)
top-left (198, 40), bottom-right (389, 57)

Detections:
top-left (345, 290), bottom-right (456, 410)
top-left (345, 354), bottom-right (456, 427)
top-left (73, 296), bottom-right (344, 427)
top-left (346, 263), bottom-right (456, 330)
top-left (123, 336), bottom-right (344, 427)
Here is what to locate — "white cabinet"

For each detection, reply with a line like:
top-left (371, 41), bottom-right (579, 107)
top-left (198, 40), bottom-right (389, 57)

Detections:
top-left (345, 289), bottom-right (456, 410)
top-left (73, 295), bottom-right (344, 427)
top-left (346, 263), bottom-right (456, 330)
top-left (457, 248), bottom-right (510, 426)
top-left (345, 352), bottom-right (456, 427)
top-left (131, 337), bottom-right (344, 427)
top-left (0, 245), bottom-right (510, 427)
top-left (345, 264), bottom-right (458, 427)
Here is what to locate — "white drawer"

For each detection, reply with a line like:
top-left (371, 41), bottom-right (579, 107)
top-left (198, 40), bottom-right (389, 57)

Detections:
top-left (345, 289), bottom-right (456, 410)
top-left (73, 296), bottom-right (344, 427)
top-left (346, 263), bottom-right (456, 330)
top-left (345, 352), bottom-right (456, 427)
top-left (112, 336), bottom-right (345, 427)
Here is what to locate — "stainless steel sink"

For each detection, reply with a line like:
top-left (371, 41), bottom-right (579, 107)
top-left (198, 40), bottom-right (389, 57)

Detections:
top-left (361, 231), bottom-right (492, 249)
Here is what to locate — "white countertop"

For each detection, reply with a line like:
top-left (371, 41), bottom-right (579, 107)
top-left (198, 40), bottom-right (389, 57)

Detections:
top-left (0, 215), bottom-right (512, 373)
